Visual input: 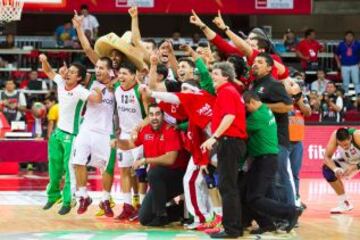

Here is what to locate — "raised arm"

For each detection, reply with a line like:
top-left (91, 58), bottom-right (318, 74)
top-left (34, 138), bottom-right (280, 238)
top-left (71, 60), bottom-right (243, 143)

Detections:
top-left (39, 54), bottom-right (56, 80)
top-left (212, 10), bottom-right (253, 57)
top-left (148, 51), bottom-right (167, 91)
top-left (72, 10), bottom-right (99, 65)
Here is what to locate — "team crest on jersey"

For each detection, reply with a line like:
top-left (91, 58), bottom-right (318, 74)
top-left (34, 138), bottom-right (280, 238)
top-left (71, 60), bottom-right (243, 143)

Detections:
top-left (350, 148), bottom-right (357, 155)
top-left (257, 86), bottom-right (265, 94)
top-left (171, 105), bottom-right (178, 113)
top-left (145, 134), bottom-right (154, 140)
top-left (67, 92), bottom-right (73, 96)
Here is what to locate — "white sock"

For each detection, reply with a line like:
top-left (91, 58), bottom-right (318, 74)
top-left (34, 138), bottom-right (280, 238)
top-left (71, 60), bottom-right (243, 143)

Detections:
top-left (213, 207), bottom-right (222, 216)
top-left (140, 194), bottom-right (145, 204)
top-left (122, 192), bottom-right (132, 205)
top-left (338, 194), bottom-right (347, 203)
top-left (102, 191), bottom-right (111, 202)
top-left (78, 187), bottom-right (88, 198)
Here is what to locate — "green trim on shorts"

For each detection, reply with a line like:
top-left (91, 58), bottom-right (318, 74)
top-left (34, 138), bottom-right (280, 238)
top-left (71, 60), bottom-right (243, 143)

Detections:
top-left (105, 134), bottom-right (116, 175)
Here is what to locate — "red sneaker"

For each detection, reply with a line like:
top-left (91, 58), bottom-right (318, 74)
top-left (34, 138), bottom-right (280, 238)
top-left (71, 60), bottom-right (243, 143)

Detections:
top-left (114, 203), bottom-right (136, 221)
top-left (203, 227), bottom-right (222, 234)
top-left (101, 200), bottom-right (114, 217)
top-left (197, 214), bottom-right (222, 231)
top-left (128, 209), bottom-right (139, 222)
top-left (77, 196), bottom-right (92, 215)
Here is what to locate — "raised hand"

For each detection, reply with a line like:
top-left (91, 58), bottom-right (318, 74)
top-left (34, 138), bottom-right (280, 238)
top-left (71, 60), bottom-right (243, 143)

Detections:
top-left (39, 54), bottom-right (47, 63)
top-left (179, 44), bottom-right (194, 57)
top-left (189, 9), bottom-right (205, 28)
top-left (59, 62), bottom-right (68, 77)
top-left (150, 50), bottom-right (159, 65)
top-left (72, 10), bottom-right (84, 28)
top-left (128, 6), bottom-right (138, 18)
top-left (212, 10), bottom-right (227, 30)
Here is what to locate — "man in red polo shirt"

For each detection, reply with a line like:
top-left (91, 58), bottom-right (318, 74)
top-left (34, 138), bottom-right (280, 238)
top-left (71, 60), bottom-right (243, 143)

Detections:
top-left (296, 28), bottom-right (324, 70)
top-left (201, 62), bottom-right (247, 239)
top-left (112, 103), bottom-right (189, 227)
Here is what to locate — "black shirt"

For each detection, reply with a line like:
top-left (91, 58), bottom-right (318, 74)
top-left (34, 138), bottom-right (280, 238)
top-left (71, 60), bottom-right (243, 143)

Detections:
top-left (164, 79), bottom-right (182, 92)
top-left (252, 74), bottom-right (293, 148)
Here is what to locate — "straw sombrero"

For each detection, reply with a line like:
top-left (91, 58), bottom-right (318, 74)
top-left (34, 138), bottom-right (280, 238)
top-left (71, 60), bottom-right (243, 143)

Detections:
top-left (94, 32), bottom-right (146, 71)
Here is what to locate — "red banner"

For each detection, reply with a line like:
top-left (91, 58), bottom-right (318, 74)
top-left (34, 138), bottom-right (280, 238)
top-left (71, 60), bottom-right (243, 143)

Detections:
top-left (23, 0), bottom-right (312, 14)
top-left (301, 125), bottom-right (358, 178)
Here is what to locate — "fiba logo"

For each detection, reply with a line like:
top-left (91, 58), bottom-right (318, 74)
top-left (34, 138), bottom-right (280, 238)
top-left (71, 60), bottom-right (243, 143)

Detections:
top-left (308, 145), bottom-right (340, 160)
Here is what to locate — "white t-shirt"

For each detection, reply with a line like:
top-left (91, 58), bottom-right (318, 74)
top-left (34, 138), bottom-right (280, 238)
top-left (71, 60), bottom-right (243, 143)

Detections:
top-left (54, 74), bottom-right (90, 134)
top-left (81, 14), bottom-right (99, 39)
top-left (81, 80), bottom-right (115, 135)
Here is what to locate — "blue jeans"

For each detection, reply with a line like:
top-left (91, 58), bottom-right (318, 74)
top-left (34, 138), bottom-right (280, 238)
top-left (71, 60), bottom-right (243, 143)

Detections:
top-left (341, 65), bottom-right (360, 95)
top-left (289, 141), bottom-right (303, 198)
top-left (270, 145), bottom-right (295, 206)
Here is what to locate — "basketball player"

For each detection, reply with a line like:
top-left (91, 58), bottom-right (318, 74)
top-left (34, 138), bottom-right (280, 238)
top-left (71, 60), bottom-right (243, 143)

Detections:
top-left (323, 128), bottom-right (360, 213)
top-left (72, 57), bottom-right (116, 217)
top-left (114, 61), bottom-right (150, 221)
top-left (39, 54), bottom-right (102, 215)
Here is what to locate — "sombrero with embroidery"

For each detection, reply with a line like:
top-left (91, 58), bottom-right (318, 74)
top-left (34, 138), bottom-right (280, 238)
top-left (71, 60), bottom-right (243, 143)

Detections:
top-left (94, 31), bottom-right (146, 70)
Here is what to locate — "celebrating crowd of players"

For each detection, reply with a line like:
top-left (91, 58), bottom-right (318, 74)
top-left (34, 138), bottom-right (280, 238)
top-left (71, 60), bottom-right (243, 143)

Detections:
top-left (39, 7), bottom-right (360, 239)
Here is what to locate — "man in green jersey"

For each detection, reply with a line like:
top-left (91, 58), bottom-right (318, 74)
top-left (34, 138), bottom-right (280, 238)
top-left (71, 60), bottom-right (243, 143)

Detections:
top-left (243, 91), bottom-right (301, 233)
top-left (39, 54), bottom-right (102, 215)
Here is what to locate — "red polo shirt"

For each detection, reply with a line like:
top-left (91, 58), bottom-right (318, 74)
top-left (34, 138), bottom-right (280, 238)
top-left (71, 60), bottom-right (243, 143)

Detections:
top-left (296, 39), bottom-right (323, 69)
top-left (134, 123), bottom-right (189, 170)
top-left (211, 82), bottom-right (247, 139)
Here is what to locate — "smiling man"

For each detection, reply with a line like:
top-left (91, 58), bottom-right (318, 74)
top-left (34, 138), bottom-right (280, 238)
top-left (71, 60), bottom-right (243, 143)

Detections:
top-left (323, 128), bottom-right (360, 213)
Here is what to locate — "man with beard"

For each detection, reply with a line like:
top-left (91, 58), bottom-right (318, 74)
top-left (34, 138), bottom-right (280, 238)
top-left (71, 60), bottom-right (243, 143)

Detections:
top-left (112, 103), bottom-right (188, 226)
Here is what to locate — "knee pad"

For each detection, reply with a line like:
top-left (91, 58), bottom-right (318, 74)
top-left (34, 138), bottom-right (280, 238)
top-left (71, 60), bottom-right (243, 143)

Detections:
top-left (135, 167), bottom-right (148, 183)
top-left (322, 165), bottom-right (338, 182)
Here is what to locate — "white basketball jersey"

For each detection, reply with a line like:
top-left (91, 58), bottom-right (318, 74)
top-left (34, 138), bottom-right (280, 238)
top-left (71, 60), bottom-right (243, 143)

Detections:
top-left (81, 80), bottom-right (115, 135)
top-left (115, 83), bottom-right (145, 138)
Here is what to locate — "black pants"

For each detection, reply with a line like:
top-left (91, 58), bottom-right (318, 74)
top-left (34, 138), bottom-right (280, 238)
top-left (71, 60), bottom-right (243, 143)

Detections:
top-left (246, 154), bottom-right (295, 221)
top-left (139, 166), bottom-right (185, 225)
top-left (217, 136), bottom-right (246, 235)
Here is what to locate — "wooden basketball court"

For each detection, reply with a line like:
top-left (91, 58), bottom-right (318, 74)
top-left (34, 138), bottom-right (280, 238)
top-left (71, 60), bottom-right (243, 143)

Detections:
top-left (0, 176), bottom-right (359, 240)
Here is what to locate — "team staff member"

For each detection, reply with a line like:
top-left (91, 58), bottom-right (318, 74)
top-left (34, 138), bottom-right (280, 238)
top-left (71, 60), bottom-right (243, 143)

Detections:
top-left (251, 52), bottom-right (295, 206)
top-left (112, 104), bottom-right (189, 226)
top-left (243, 91), bottom-right (302, 234)
top-left (201, 62), bottom-right (247, 239)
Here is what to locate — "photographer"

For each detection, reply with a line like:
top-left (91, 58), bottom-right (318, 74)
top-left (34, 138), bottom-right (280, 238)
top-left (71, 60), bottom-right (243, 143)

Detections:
top-left (320, 82), bottom-right (344, 123)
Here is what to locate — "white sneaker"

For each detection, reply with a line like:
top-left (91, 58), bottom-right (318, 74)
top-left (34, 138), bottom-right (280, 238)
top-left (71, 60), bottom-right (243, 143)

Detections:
top-left (185, 222), bottom-right (201, 230)
top-left (330, 200), bottom-right (354, 214)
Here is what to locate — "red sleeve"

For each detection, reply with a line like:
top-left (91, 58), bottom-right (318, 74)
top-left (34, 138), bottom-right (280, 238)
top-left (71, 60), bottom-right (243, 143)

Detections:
top-left (218, 88), bottom-right (237, 117)
top-left (134, 128), bottom-right (145, 147)
top-left (278, 66), bottom-right (289, 80)
top-left (247, 49), bottom-right (259, 66)
top-left (164, 127), bottom-right (181, 152)
top-left (272, 54), bottom-right (283, 64)
top-left (211, 34), bottom-right (244, 57)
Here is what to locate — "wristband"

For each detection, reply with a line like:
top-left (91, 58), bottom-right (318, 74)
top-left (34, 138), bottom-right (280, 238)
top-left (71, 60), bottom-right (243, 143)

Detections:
top-left (200, 25), bottom-right (207, 31)
top-left (333, 167), bottom-right (343, 174)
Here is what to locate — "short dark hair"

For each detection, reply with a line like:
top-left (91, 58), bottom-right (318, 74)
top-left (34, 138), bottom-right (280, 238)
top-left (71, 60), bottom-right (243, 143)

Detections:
top-left (148, 103), bottom-right (163, 114)
top-left (327, 81), bottom-right (336, 88)
top-left (70, 62), bottom-right (87, 82)
top-left (156, 64), bottom-right (169, 80)
top-left (80, 4), bottom-right (89, 10)
top-left (256, 52), bottom-right (274, 67)
top-left (336, 128), bottom-right (351, 141)
top-left (143, 39), bottom-right (157, 50)
top-left (227, 55), bottom-right (248, 79)
top-left (345, 30), bottom-right (354, 36)
top-left (305, 28), bottom-right (315, 38)
top-left (178, 57), bottom-right (195, 69)
top-left (243, 91), bottom-right (260, 103)
top-left (5, 79), bottom-right (16, 84)
top-left (120, 61), bottom-right (137, 74)
top-left (158, 39), bottom-right (167, 48)
top-left (99, 57), bottom-right (112, 69)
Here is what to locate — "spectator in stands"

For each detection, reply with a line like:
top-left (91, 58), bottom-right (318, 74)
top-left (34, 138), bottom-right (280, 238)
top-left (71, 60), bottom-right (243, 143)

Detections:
top-left (171, 31), bottom-right (186, 50)
top-left (44, 94), bottom-right (58, 139)
top-left (283, 29), bottom-right (298, 52)
top-left (142, 39), bottom-right (157, 53)
top-left (309, 90), bottom-right (321, 113)
top-left (190, 32), bottom-right (202, 48)
top-left (80, 4), bottom-right (99, 40)
top-left (296, 28), bottom-right (324, 71)
top-left (26, 70), bottom-right (48, 91)
top-left (335, 31), bottom-right (360, 96)
top-left (311, 69), bottom-right (329, 95)
top-left (320, 81), bottom-right (344, 123)
top-left (54, 21), bottom-right (77, 48)
top-left (0, 33), bottom-right (16, 66)
top-left (0, 79), bottom-right (27, 124)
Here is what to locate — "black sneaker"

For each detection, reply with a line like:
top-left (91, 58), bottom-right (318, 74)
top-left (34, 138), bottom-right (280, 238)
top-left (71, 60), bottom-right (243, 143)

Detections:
top-left (147, 216), bottom-right (169, 227)
top-left (43, 201), bottom-right (57, 210)
top-left (58, 205), bottom-right (71, 215)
